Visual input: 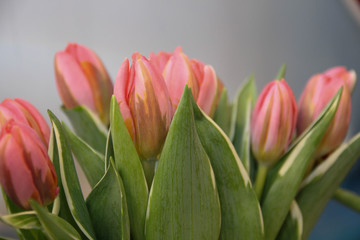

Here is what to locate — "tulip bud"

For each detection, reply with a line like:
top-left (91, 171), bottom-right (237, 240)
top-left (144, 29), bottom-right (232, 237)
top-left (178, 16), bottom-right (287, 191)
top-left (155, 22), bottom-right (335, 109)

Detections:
top-left (0, 121), bottom-right (58, 209)
top-left (251, 79), bottom-right (297, 166)
top-left (114, 53), bottom-right (173, 159)
top-left (54, 43), bottom-right (113, 125)
top-left (0, 98), bottom-right (50, 147)
top-left (149, 51), bottom-right (172, 74)
top-left (297, 66), bottom-right (355, 158)
top-left (162, 47), bottom-right (200, 110)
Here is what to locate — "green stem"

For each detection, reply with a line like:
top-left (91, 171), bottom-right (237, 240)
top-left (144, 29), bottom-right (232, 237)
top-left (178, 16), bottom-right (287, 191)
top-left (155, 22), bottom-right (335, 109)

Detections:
top-left (333, 188), bottom-right (360, 213)
top-left (141, 158), bottom-right (157, 189)
top-left (254, 164), bottom-right (269, 201)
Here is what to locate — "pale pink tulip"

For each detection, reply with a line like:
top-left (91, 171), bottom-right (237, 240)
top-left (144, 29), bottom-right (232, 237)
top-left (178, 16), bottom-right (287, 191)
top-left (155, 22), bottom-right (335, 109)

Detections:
top-left (114, 53), bottom-right (173, 159)
top-left (251, 79), bottom-right (297, 165)
top-left (297, 66), bottom-right (356, 158)
top-left (0, 121), bottom-right (58, 209)
top-left (0, 98), bottom-right (50, 147)
top-left (54, 43), bottom-right (113, 124)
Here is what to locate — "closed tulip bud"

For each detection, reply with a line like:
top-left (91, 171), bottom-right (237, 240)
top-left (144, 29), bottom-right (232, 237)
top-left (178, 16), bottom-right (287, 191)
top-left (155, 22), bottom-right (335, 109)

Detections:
top-left (54, 43), bottom-right (113, 125)
top-left (191, 59), bottom-right (224, 117)
top-left (114, 53), bottom-right (173, 159)
top-left (162, 47), bottom-right (200, 110)
top-left (0, 121), bottom-right (58, 209)
top-left (251, 79), bottom-right (297, 166)
top-left (0, 98), bottom-right (50, 147)
top-left (297, 66), bottom-right (355, 158)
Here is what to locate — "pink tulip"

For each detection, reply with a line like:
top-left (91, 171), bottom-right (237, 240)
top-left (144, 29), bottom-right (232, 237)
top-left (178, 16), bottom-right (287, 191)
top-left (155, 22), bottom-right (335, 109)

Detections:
top-left (297, 66), bottom-right (356, 158)
top-left (0, 121), bottom-right (58, 209)
top-left (114, 53), bottom-right (173, 159)
top-left (0, 98), bottom-right (50, 147)
top-left (155, 47), bottom-right (222, 117)
top-left (54, 43), bottom-right (113, 124)
top-left (251, 79), bottom-right (297, 165)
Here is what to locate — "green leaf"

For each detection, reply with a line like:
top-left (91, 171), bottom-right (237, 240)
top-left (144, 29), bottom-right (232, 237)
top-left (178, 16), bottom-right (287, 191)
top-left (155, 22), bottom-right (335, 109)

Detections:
top-left (145, 87), bottom-right (221, 240)
top-left (109, 96), bottom-right (148, 240)
top-left (105, 130), bottom-right (114, 170)
top-left (276, 64), bottom-right (287, 80)
top-left (48, 110), bottom-right (96, 240)
top-left (1, 189), bottom-right (46, 240)
top-left (0, 211), bottom-right (41, 230)
top-left (261, 89), bottom-right (342, 240)
top-left (296, 132), bottom-right (360, 239)
top-left (62, 122), bottom-right (105, 188)
top-left (213, 88), bottom-right (232, 136)
top-left (231, 75), bottom-right (257, 175)
top-left (31, 200), bottom-right (81, 240)
top-left (277, 201), bottom-right (303, 240)
top-left (86, 158), bottom-right (130, 240)
top-left (333, 188), bottom-right (360, 213)
top-left (192, 95), bottom-right (264, 239)
top-left (62, 105), bottom-right (107, 154)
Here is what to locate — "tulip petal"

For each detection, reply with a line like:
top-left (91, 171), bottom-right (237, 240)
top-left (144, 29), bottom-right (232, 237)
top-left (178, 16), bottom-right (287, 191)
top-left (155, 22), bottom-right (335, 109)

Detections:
top-left (197, 65), bottom-right (219, 117)
top-left (55, 51), bottom-right (96, 111)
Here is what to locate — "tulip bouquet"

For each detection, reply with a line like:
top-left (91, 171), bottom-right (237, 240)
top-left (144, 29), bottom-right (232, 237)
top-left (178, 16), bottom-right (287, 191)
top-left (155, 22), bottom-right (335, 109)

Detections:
top-left (0, 43), bottom-right (360, 240)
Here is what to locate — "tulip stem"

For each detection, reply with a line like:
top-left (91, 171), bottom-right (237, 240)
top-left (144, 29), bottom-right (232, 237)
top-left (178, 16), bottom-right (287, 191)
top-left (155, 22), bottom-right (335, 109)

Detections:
top-left (141, 158), bottom-right (157, 190)
top-left (333, 188), bottom-right (360, 213)
top-left (254, 164), bottom-right (269, 201)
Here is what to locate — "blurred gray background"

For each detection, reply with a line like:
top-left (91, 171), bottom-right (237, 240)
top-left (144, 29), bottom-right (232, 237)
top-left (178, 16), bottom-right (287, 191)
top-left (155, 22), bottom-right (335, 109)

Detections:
top-left (1, 0), bottom-right (360, 239)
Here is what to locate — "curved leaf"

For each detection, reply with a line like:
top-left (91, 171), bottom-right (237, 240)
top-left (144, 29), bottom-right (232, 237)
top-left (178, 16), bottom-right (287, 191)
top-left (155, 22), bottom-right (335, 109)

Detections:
top-left (86, 159), bottom-right (130, 240)
top-left (48, 110), bottom-right (96, 240)
top-left (297, 132), bottom-right (360, 239)
top-left (62, 122), bottom-right (105, 188)
top-left (213, 89), bottom-right (232, 136)
top-left (146, 87), bottom-right (221, 240)
top-left (31, 201), bottom-right (81, 240)
top-left (277, 201), bottom-right (303, 240)
top-left (110, 96), bottom-right (148, 240)
top-left (62, 105), bottom-right (107, 154)
top-left (192, 95), bottom-right (264, 240)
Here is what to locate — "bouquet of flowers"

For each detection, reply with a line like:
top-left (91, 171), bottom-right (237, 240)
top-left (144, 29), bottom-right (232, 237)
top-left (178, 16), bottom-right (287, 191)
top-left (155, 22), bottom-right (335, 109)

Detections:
top-left (0, 43), bottom-right (359, 240)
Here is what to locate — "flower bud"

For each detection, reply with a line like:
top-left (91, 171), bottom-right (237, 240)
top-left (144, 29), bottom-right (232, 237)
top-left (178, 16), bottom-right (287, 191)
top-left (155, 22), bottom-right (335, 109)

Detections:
top-left (297, 66), bottom-right (355, 158)
top-left (114, 53), bottom-right (173, 159)
top-left (0, 98), bottom-right (50, 147)
top-left (156, 47), bottom-right (223, 117)
top-left (0, 121), bottom-right (58, 209)
top-left (54, 43), bottom-right (113, 125)
top-left (251, 79), bottom-right (297, 166)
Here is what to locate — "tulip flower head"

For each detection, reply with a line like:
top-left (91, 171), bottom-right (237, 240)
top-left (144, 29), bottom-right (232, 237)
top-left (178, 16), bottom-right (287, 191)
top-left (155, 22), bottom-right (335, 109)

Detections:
top-left (157, 47), bottom-right (223, 117)
top-left (0, 121), bottom-right (58, 209)
top-left (297, 66), bottom-right (355, 159)
top-left (0, 98), bottom-right (50, 147)
top-left (251, 79), bottom-right (297, 166)
top-left (54, 43), bottom-right (113, 124)
top-left (114, 53), bottom-right (173, 159)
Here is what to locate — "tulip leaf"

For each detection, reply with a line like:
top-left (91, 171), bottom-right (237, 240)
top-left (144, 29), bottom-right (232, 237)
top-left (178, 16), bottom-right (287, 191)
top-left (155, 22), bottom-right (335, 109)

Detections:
top-left (104, 130), bottom-right (114, 170)
top-left (231, 75), bottom-right (257, 175)
top-left (1, 189), bottom-right (47, 240)
top-left (48, 110), bottom-right (96, 240)
top-left (213, 88), bottom-right (232, 136)
top-left (86, 158), bottom-right (130, 240)
top-left (109, 96), bottom-right (148, 240)
top-left (30, 200), bottom-right (81, 240)
top-left (62, 105), bottom-right (107, 154)
top-left (191, 95), bottom-right (264, 239)
top-left (260, 89), bottom-right (342, 240)
top-left (62, 122), bottom-right (105, 188)
top-left (276, 64), bottom-right (287, 80)
top-left (277, 201), bottom-right (303, 240)
top-left (145, 87), bottom-right (221, 240)
top-left (296, 132), bottom-right (360, 239)
top-left (0, 211), bottom-right (41, 230)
